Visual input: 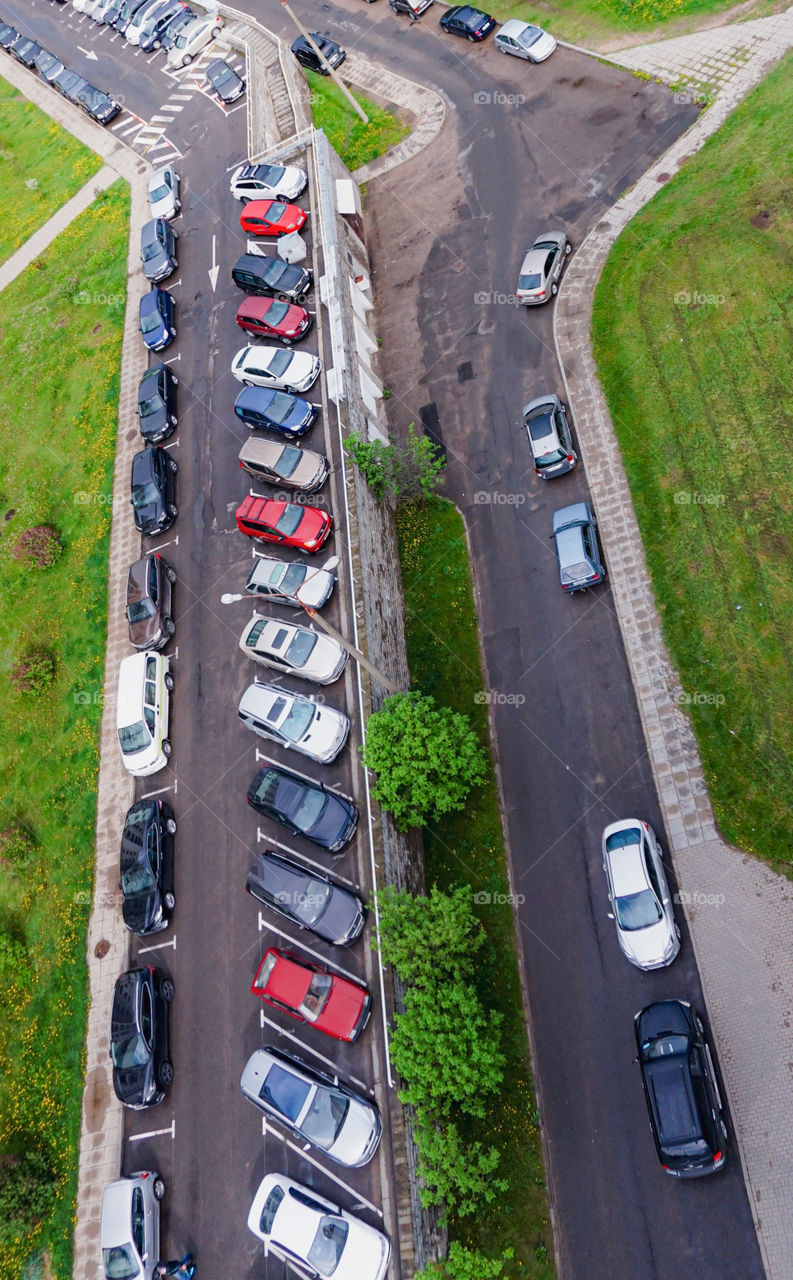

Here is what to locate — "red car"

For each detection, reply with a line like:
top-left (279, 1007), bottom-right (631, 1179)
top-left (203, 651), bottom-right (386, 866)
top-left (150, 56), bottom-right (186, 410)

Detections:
top-left (240, 200), bottom-right (307, 237)
top-left (235, 494), bottom-right (332, 553)
top-left (252, 947), bottom-right (372, 1042)
top-left (236, 295), bottom-right (311, 344)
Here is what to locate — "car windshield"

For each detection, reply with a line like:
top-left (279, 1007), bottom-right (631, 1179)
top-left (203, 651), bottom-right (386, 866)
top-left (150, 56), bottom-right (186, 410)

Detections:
top-left (142, 236), bottom-right (163, 262)
top-left (150, 181), bottom-right (170, 203)
top-left (274, 504), bottom-right (303, 537)
top-left (126, 599), bottom-right (155, 623)
top-left (301, 1088), bottom-right (349, 1148)
top-left (281, 563), bottom-right (308, 595)
top-left (614, 888), bottom-right (662, 931)
top-left (298, 971), bottom-right (332, 1021)
top-left (518, 24), bottom-right (543, 45)
top-left (285, 631), bottom-right (317, 667)
top-left (292, 787), bottom-right (327, 831)
top-left (131, 482), bottom-right (159, 508)
top-left (121, 857), bottom-right (156, 895)
top-left (267, 348), bottom-right (292, 376)
top-left (291, 878), bottom-right (331, 927)
top-left (643, 1034), bottom-right (689, 1061)
top-left (266, 202), bottom-right (287, 221)
top-left (307, 1218), bottom-right (349, 1274)
top-left (260, 164), bottom-right (285, 184)
top-left (139, 391), bottom-right (162, 416)
top-left (267, 391), bottom-right (297, 424)
top-left (140, 309), bottom-right (162, 334)
top-left (272, 445), bottom-right (302, 478)
top-left (260, 1062), bottom-right (311, 1120)
top-left (103, 1246), bottom-right (139, 1280)
top-left (280, 699), bottom-right (315, 743)
top-left (519, 273), bottom-right (542, 290)
top-left (212, 63), bottom-right (235, 85)
top-left (265, 301), bottom-right (290, 328)
top-left (111, 1029), bottom-right (149, 1069)
top-left (175, 25), bottom-right (201, 47)
top-left (118, 721), bottom-right (151, 755)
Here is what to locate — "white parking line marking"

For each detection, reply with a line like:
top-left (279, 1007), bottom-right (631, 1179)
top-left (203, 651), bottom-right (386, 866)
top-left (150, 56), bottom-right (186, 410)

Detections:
top-left (139, 785), bottom-right (174, 799)
top-left (149, 534), bottom-right (179, 550)
top-left (255, 831), bottom-right (358, 887)
top-left (151, 114), bottom-right (176, 123)
top-left (256, 914), bottom-right (363, 983)
top-left (258, 1010), bottom-right (369, 1090)
top-left (129, 1120), bottom-right (175, 1143)
top-left (283, 1138), bottom-right (383, 1218)
top-left (137, 936), bottom-right (176, 956)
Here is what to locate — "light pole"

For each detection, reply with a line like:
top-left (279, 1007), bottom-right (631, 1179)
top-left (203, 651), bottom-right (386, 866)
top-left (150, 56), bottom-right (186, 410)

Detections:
top-left (280, 0), bottom-right (369, 124)
top-left (221, 556), bottom-right (400, 696)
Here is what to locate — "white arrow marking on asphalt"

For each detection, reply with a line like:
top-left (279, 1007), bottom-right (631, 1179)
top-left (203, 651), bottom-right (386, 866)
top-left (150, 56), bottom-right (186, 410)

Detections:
top-left (209, 234), bottom-right (219, 291)
top-left (77, 47), bottom-right (99, 61)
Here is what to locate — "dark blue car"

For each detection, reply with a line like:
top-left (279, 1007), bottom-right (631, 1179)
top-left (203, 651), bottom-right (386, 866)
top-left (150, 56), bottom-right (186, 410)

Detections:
top-left (233, 385), bottom-right (316, 437)
top-left (139, 288), bottom-right (175, 353)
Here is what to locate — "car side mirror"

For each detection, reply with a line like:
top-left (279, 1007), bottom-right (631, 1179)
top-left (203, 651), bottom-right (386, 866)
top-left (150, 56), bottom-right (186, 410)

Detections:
top-left (303, 1141), bottom-right (311, 1151)
top-left (632, 1056), bottom-right (639, 1065)
top-left (607, 912), bottom-right (614, 920)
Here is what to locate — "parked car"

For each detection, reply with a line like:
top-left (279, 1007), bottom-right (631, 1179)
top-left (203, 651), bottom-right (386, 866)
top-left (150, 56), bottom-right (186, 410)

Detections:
top-left (138, 0), bottom-right (188, 49)
top-left (117, 0), bottom-right (153, 35)
top-left (102, 0), bottom-right (127, 23)
top-left (238, 682), bottom-right (349, 763)
top-left (232, 253), bottom-right (312, 301)
top-left (635, 1000), bottom-right (728, 1177)
top-left (89, 0), bottom-right (118, 18)
top-left (126, 552), bottom-right (176, 650)
top-left (494, 19), bottom-right (556, 60)
top-left (100, 1172), bottom-right (164, 1280)
top-left (110, 966), bottom-right (173, 1108)
top-left (240, 1046), bottom-right (380, 1166)
top-left (234, 385), bottom-right (317, 437)
top-left (230, 161), bottom-right (308, 203)
top-left (239, 614), bottom-right (345, 683)
top-left (439, 5), bottom-right (495, 39)
top-left (240, 200), bottom-right (307, 238)
top-left (116, 650), bottom-right (173, 776)
top-left (237, 436), bottom-right (329, 493)
top-left (290, 32), bottom-right (346, 74)
top-left (0, 24), bottom-right (18, 50)
top-left (246, 1173), bottom-right (389, 1280)
top-left (35, 48), bottom-right (65, 83)
top-left (52, 67), bottom-right (85, 98)
top-left (159, 5), bottom-right (195, 47)
top-left (251, 949), bottom-right (371, 1042)
top-left (602, 819), bottom-right (679, 969)
top-left (516, 231), bottom-right (571, 304)
top-left (523, 393), bottom-right (576, 478)
top-left (148, 164), bottom-right (181, 220)
top-left (139, 287), bottom-right (175, 352)
top-left (235, 494), bottom-right (332, 553)
top-left (136, 363), bottom-right (178, 444)
top-left (244, 554), bottom-right (335, 609)
top-left (550, 501), bottom-right (605, 593)
top-left (10, 38), bottom-right (42, 67)
top-left (247, 850), bottom-right (364, 946)
top-left (247, 764), bottom-right (357, 852)
top-left (205, 57), bottom-right (245, 102)
top-left (126, 0), bottom-right (167, 43)
top-left (130, 445), bottom-right (177, 536)
top-left (120, 798), bottom-right (176, 935)
top-left (232, 345), bottom-right (320, 393)
top-left (140, 218), bottom-right (178, 283)
top-left (166, 13), bottom-right (222, 66)
top-left (73, 82), bottom-right (122, 124)
top-left (389, 0), bottom-right (434, 18)
top-left (236, 295), bottom-right (311, 344)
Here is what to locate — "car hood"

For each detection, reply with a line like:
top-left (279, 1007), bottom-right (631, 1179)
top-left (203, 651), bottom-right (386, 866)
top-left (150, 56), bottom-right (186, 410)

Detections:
top-left (529, 30), bottom-right (556, 58)
top-left (293, 506), bottom-right (329, 544)
top-left (279, 166), bottom-right (307, 199)
top-left (328, 1096), bottom-right (380, 1166)
top-left (122, 889), bottom-right (163, 935)
top-left (142, 247), bottom-right (170, 279)
top-left (321, 979), bottom-right (368, 1039)
top-left (332, 1220), bottom-right (389, 1280)
top-left (313, 892), bottom-right (363, 946)
top-left (135, 496), bottom-right (164, 529)
top-left (619, 917), bottom-right (675, 968)
top-left (307, 795), bottom-right (357, 850)
top-left (297, 705), bottom-right (348, 761)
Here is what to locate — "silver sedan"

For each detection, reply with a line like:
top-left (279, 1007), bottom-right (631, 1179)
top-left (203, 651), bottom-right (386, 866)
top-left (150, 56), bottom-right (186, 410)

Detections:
top-left (516, 230), bottom-right (571, 304)
top-left (523, 393), bottom-right (576, 478)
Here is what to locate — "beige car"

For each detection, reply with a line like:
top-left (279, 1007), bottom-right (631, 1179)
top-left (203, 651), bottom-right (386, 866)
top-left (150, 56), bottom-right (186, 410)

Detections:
top-left (238, 436), bottom-right (329, 493)
top-left (239, 614), bottom-right (347, 684)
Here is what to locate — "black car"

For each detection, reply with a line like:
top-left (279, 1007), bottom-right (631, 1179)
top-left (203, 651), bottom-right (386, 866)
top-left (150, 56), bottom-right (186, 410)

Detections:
top-left (11, 37), bottom-right (41, 67)
top-left (120, 799), bottom-right (176, 935)
top-left (138, 0), bottom-right (187, 50)
top-left (110, 966), bottom-right (173, 1109)
top-left (103, 0), bottom-right (126, 25)
top-left (0, 24), bottom-right (18, 51)
top-left (205, 57), bottom-right (245, 103)
top-left (116, 0), bottom-right (151, 34)
top-left (232, 253), bottom-right (312, 302)
top-left (635, 1000), bottom-right (728, 1178)
top-left (246, 850), bottom-right (365, 946)
top-left (53, 67), bottom-right (86, 99)
top-left (35, 48), bottom-right (65, 84)
top-left (439, 4), bottom-right (496, 39)
top-left (290, 33), bottom-right (346, 75)
top-left (130, 444), bottom-right (177, 536)
top-left (247, 765), bottom-right (358, 853)
top-left (137, 363), bottom-right (178, 443)
top-left (140, 218), bottom-right (178, 284)
top-left (160, 6), bottom-right (195, 47)
top-left (74, 82), bottom-right (122, 125)
top-left (233, 385), bottom-right (316, 438)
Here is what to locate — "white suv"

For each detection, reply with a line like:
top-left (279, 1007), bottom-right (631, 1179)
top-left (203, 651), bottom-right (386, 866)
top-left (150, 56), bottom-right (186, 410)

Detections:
top-left (116, 651), bottom-right (173, 776)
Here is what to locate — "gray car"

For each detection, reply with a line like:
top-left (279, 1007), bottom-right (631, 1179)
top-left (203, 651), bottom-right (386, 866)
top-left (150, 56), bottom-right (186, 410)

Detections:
top-left (551, 501), bottom-right (606, 593)
top-left (140, 218), bottom-right (178, 283)
top-left (148, 164), bottom-right (180, 220)
top-left (100, 1171), bottom-right (164, 1280)
top-left (524, 394), bottom-right (576, 478)
top-left (516, 230), bottom-right (571, 304)
top-left (246, 849), bottom-right (365, 945)
top-left (240, 1046), bottom-right (382, 1167)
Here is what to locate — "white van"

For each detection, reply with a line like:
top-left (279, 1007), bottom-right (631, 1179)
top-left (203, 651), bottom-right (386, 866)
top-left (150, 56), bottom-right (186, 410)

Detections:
top-left (116, 651), bottom-right (173, 776)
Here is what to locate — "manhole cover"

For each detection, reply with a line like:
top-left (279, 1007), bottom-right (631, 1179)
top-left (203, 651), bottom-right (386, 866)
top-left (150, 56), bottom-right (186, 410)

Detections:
top-left (94, 939), bottom-right (110, 959)
top-left (656, 172), bottom-right (670, 182)
top-left (452, 260), bottom-right (465, 273)
top-left (457, 361), bottom-right (473, 383)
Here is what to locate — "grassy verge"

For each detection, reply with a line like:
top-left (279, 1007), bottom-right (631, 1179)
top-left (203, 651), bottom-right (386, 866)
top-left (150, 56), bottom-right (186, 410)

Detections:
top-left (396, 498), bottom-right (554, 1278)
top-left (306, 71), bottom-right (409, 170)
top-left (493, 0), bottom-right (783, 50)
top-left (591, 52), bottom-right (793, 871)
top-left (0, 79), bottom-right (103, 264)
top-left (0, 179), bottom-right (129, 1279)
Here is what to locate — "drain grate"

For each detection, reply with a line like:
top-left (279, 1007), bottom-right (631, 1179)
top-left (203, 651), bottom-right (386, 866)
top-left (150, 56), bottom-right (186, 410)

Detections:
top-left (457, 361), bottom-right (473, 383)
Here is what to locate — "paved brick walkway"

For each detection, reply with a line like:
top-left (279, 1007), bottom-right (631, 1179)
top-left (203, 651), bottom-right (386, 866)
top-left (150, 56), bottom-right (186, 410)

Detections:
top-left (554, 35), bottom-right (793, 1280)
top-left (0, 165), bottom-right (118, 291)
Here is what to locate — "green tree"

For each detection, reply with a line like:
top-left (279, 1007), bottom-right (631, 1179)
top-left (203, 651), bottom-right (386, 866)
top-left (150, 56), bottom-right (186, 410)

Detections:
top-left (362, 692), bottom-right (486, 830)
top-left (377, 883), bottom-right (484, 984)
top-left (414, 1120), bottom-right (506, 1216)
top-left (345, 424), bottom-right (444, 504)
top-left (414, 1242), bottom-right (514, 1280)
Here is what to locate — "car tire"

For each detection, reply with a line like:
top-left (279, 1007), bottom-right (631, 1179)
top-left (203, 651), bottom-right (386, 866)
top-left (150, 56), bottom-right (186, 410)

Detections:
top-left (181, 53), bottom-right (191, 65)
top-left (162, 738), bottom-right (172, 757)
top-left (164, 891), bottom-right (175, 911)
top-left (165, 565), bottom-right (177, 584)
top-left (164, 616), bottom-right (176, 637)
top-left (168, 456), bottom-right (178, 473)
top-left (161, 978), bottom-right (175, 1002)
top-left (211, 25), bottom-right (221, 36)
top-left (167, 503), bottom-right (178, 517)
top-left (276, 292), bottom-right (290, 303)
top-left (165, 817), bottom-right (177, 835)
top-left (164, 671), bottom-right (174, 691)
top-left (551, 282), bottom-right (558, 296)
top-left (158, 1060), bottom-right (174, 1088)
top-left (169, 414), bottom-right (177, 426)
top-left (153, 1177), bottom-right (166, 1201)
top-left (565, 241), bottom-right (572, 254)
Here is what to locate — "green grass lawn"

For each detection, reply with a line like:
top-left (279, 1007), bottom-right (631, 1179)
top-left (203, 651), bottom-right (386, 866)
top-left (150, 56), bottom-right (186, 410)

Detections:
top-left (591, 52), bottom-right (793, 871)
top-left (493, 0), bottom-right (782, 51)
top-left (0, 179), bottom-right (129, 1280)
top-left (306, 71), bottom-right (410, 171)
top-left (0, 79), bottom-right (103, 265)
top-left (396, 498), bottom-right (554, 1279)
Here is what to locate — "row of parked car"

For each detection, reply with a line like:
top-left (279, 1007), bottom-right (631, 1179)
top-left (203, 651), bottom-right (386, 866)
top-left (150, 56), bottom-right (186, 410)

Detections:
top-left (0, 13), bottom-right (121, 121)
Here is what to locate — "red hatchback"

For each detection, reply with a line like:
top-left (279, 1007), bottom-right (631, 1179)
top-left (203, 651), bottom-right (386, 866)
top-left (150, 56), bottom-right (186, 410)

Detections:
top-left (235, 494), bottom-right (332, 553)
top-left (252, 948), bottom-right (372, 1042)
top-left (240, 200), bottom-right (307, 237)
top-left (236, 295), bottom-right (311, 344)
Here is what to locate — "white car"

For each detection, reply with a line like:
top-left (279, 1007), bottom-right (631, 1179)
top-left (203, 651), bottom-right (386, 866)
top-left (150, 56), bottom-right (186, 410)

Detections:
top-left (148, 164), bottom-right (181, 220)
top-left (230, 161), bottom-right (308, 204)
top-left (247, 1173), bottom-right (390, 1280)
top-left (601, 819), bottom-right (680, 970)
top-left (239, 615), bottom-right (347, 684)
top-left (90, 0), bottom-right (117, 18)
top-left (116, 651), bottom-right (173, 777)
top-left (126, 0), bottom-right (164, 42)
top-left (238, 682), bottom-right (349, 763)
top-left (232, 345), bottom-right (321, 394)
top-left (494, 19), bottom-right (557, 62)
top-left (101, 1171), bottom-right (164, 1280)
top-left (166, 14), bottom-right (222, 66)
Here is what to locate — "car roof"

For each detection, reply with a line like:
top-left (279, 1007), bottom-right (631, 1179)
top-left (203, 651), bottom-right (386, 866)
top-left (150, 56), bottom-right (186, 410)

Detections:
top-left (606, 837), bottom-right (650, 898)
top-left (101, 1178), bottom-right (134, 1247)
top-left (262, 950), bottom-right (314, 1007)
top-left (239, 435), bottom-right (289, 465)
top-left (117, 651), bottom-right (156, 723)
top-left (498, 18), bottom-right (533, 35)
top-left (239, 680), bottom-right (293, 724)
top-left (647, 1058), bottom-right (702, 1143)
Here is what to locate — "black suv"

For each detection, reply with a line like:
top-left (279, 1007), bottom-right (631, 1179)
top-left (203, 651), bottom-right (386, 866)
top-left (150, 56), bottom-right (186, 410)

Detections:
top-left (290, 33), bottom-right (346, 75)
top-left (247, 765), bottom-right (358, 853)
top-left (120, 799), bottom-right (176, 935)
top-left (137, 363), bottom-right (178, 443)
top-left (635, 1000), bottom-right (728, 1177)
top-left (130, 444), bottom-right (177, 536)
top-left (110, 967), bottom-right (173, 1109)
top-left (232, 254), bottom-right (312, 303)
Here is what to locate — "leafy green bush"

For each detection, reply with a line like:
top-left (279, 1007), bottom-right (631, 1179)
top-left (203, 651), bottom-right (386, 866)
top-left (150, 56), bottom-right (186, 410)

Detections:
top-left (10, 647), bottom-right (56, 695)
top-left (0, 823), bottom-right (35, 869)
top-left (0, 1150), bottom-right (55, 1247)
top-left (345, 425), bottom-right (444, 504)
top-left (415, 1242), bottom-right (514, 1280)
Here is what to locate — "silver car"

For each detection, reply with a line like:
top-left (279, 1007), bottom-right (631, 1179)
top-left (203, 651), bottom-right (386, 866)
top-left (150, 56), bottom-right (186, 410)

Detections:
top-left (148, 165), bottom-right (180, 221)
top-left (494, 19), bottom-right (556, 61)
top-left (516, 230), bottom-right (571, 304)
top-left (101, 1172), bottom-right (164, 1280)
top-left (602, 819), bottom-right (680, 969)
top-left (239, 614), bottom-right (347, 684)
top-left (244, 555), bottom-right (336, 609)
top-left (238, 681), bottom-right (349, 763)
top-left (241, 1046), bottom-right (381, 1166)
top-left (523, 393), bottom-right (576, 478)
top-left (550, 501), bottom-right (605, 593)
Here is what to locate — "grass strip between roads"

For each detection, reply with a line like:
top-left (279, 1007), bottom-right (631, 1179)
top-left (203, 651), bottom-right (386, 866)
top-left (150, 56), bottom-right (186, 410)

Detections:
top-left (396, 497), bottom-right (554, 1279)
top-left (306, 70), bottom-right (410, 171)
top-left (0, 78), bottom-right (103, 266)
top-left (0, 178), bottom-right (129, 1280)
top-left (495, 0), bottom-right (781, 51)
top-left (592, 51), bottom-right (793, 871)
